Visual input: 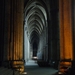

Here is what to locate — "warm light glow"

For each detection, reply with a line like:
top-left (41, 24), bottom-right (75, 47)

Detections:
top-left (58, 72), bottom-right (63, 74)
top-left (59, 0), bottom-right (73, 73)
top-left (59, 61), bottom-right (71, 74)
top-left (59, 0), bottom-right (73, 60)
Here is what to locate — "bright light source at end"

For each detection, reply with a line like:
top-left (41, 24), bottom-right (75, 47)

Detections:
top-left (33, 56), bottom-right (37, 59)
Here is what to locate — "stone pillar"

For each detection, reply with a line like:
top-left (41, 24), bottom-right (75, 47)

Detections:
top-left (50, 10), bottom-right (59, 60)
top-left (0, 0), bottom-right (12, 66)
top-left (69, 2), bottom-right (75, 74)
top-left (24, 26), bottom-right (30, 62)
top-left (59, 0), bottom-right (73, 73)
top-left (0, 0), bottom-right (5, 66)
top-left (72, 0), bottom-right (75, 60)
top-left (49, 0), bottom-right (60, 68)
top-left (3, 0), bottom-right (24, 71)
top-left (12, 0), bottom-right (24, 72)
top-left (59, 0), bottom-right (73, 60)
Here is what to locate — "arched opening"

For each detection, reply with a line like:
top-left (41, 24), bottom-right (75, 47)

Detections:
top-left (24, 0), bottom-right (48, 67)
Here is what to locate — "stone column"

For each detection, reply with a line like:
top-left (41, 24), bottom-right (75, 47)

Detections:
top-left (5, 0), bottom-right (24, 71)
top-left (59, 0), bottom-right (73, 73)
top-left (72, 0), bottom-right (75, 60)
top-left (12, 0), bottom-right (24, 72)
top-left (0, 0), bottom-right (5, 66)
top-left (49, 0), bottom-right (60, 69)
top-left (59, 0), bottom-right (73, 60)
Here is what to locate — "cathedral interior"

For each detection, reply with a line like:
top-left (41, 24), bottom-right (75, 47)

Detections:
top-left (0, 0), bottom-right (75, 75)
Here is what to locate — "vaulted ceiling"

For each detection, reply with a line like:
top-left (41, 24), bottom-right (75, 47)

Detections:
top-left (24, 0), bottom-right (47, 44)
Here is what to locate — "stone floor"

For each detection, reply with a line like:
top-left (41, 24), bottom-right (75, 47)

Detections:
top-left (0, 67), bottom-right (20, 75)
top-left (23, 60), bottom-right (58, 75)
top-left (24, 66), bottom-right (58, 75)
top-left (0, 60), bottom-right (58, 75)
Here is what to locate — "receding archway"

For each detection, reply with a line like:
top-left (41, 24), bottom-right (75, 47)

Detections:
top-left (24, 0), bottom-right (48, 67)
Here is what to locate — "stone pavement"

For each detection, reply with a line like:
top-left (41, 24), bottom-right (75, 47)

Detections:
top-left (24, 60), bottom-right (58, 75)
top-left (24, 66), bottom-right (58, 75)
top-left (0, 60), bottom-right (58, 75)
